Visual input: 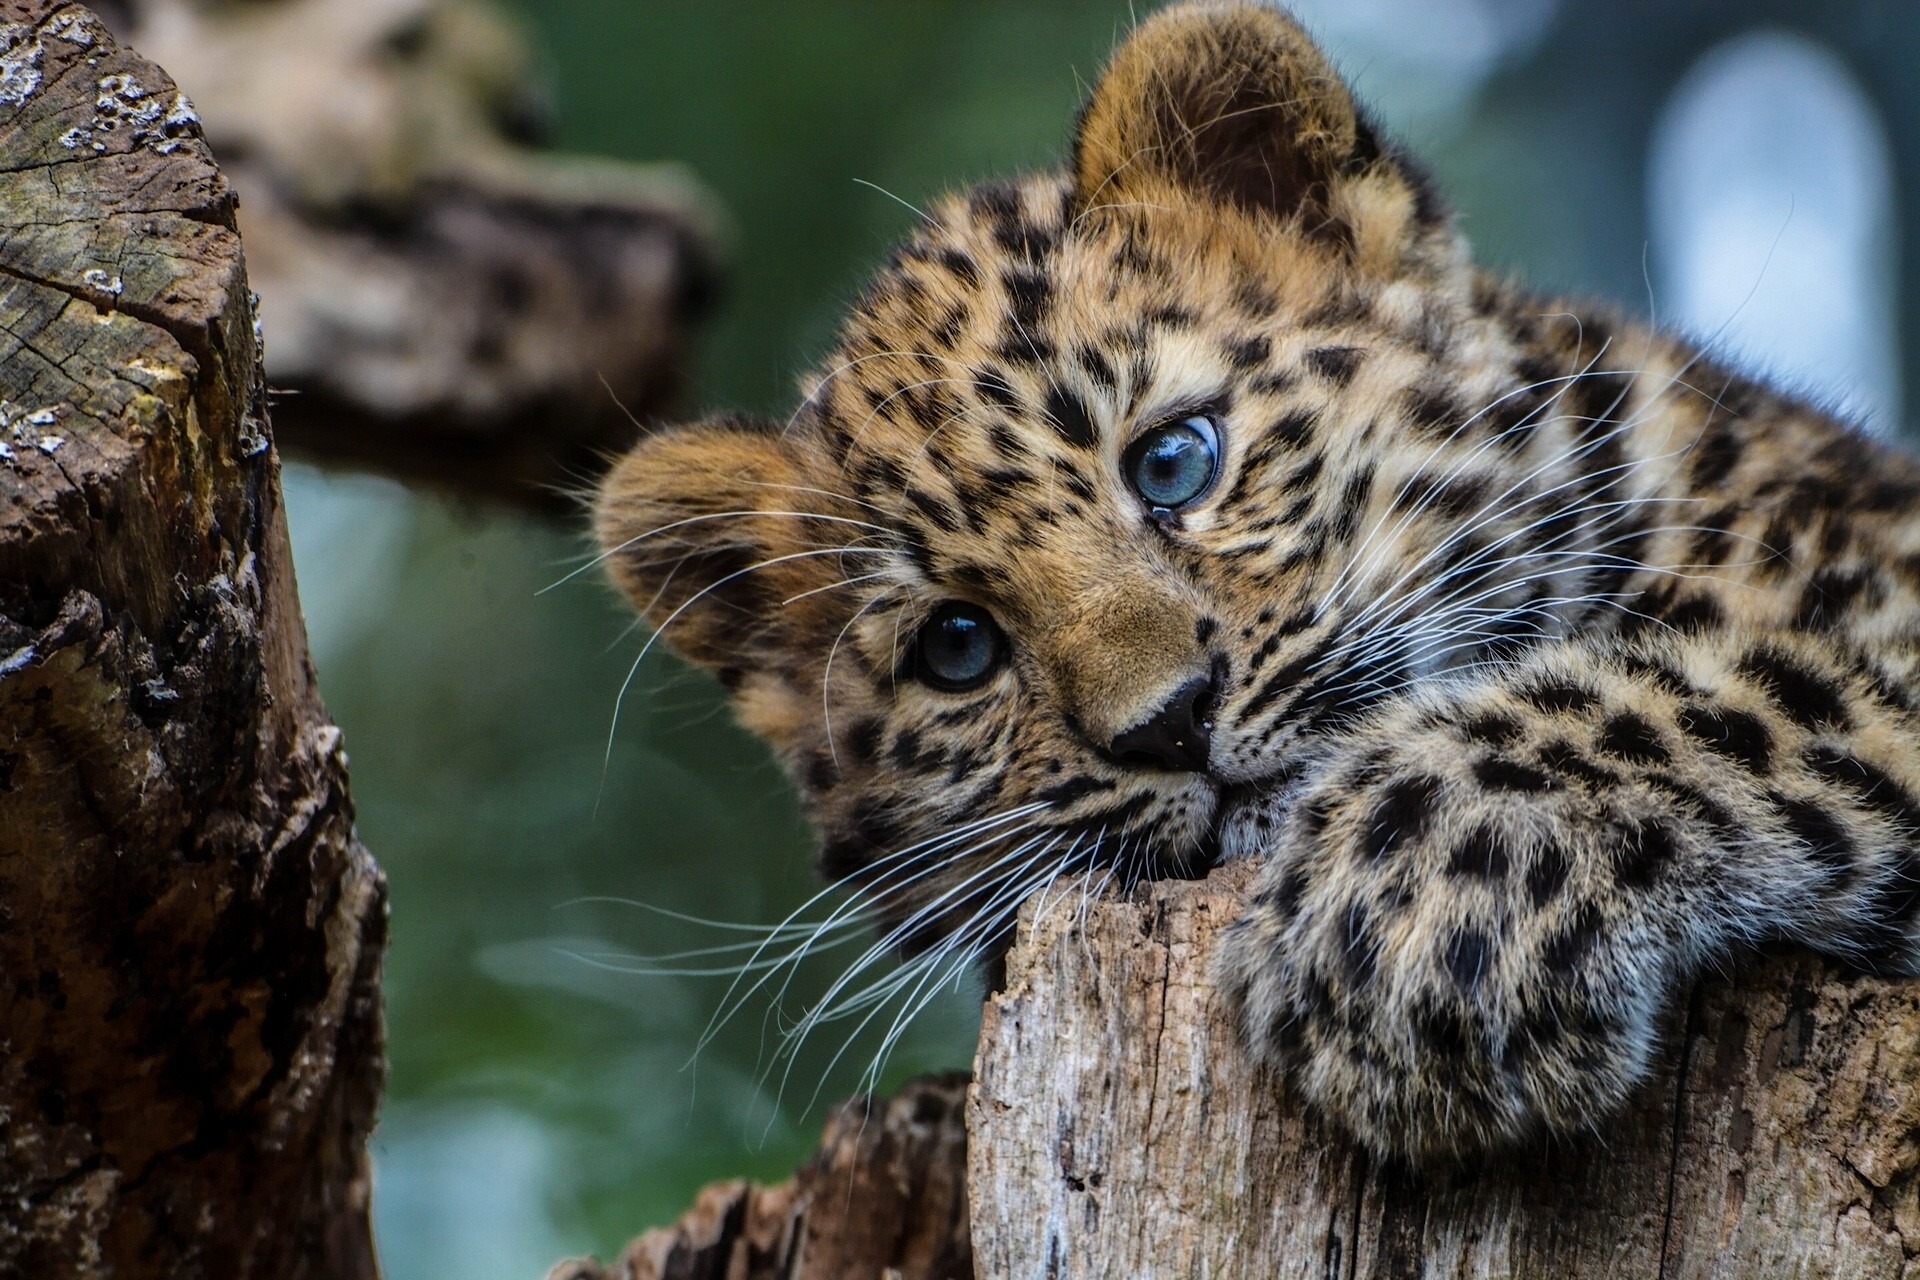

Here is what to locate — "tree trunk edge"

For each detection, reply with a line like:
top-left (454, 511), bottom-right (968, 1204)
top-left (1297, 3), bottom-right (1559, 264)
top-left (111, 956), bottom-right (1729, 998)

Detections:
top-left (1, 4), bottom-right (386, 1276)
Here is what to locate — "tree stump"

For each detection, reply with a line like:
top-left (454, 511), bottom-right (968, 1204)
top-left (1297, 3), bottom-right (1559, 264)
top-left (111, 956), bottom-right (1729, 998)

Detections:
top-left (0, 5), bottom-right (384, 1276)
top-left (591, 856), bottom-right (1920, 1279)
top-left (970, 861), bottom-right (1920, 1278)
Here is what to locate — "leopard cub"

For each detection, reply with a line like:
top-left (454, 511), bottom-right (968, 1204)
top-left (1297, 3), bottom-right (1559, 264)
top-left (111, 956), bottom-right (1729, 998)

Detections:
top-left (595, 1), bottom-right (1920, 1162)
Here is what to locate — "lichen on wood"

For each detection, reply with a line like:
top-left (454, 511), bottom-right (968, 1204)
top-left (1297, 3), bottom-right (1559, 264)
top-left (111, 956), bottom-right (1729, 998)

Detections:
top-left (0, 4), bottom-right (384, 1275)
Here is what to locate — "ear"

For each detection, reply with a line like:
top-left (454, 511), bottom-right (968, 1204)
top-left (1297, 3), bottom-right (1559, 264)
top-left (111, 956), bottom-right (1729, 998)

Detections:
top-left (594, 416), bottom-right (827, 685)
top-left (1073, 2), bottom-right (1427, 234)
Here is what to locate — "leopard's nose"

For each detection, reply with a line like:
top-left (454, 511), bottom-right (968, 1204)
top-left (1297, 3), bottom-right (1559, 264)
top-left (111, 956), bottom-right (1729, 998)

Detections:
top-left (1106, 673), bottom-right (1216, 773)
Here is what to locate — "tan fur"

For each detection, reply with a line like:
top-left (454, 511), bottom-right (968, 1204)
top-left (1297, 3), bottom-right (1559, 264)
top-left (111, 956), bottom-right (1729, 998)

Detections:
top-left (595, 2), bottom-right (1920, 1162)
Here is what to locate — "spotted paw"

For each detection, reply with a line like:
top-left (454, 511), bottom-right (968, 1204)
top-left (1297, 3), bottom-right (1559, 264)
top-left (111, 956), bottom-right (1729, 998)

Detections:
top-left (1214, 700), bottom-right (1687, 1162)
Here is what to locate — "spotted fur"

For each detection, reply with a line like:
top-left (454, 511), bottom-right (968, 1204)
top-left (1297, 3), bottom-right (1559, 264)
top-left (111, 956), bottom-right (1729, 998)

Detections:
top-left (594, 1), bottom-right (1920, 1162)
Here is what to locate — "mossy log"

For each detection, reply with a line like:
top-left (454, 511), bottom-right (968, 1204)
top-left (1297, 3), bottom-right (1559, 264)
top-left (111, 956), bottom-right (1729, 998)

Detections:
top-left (0, 4), bottom-right (383, 1276)
top-left (596, 860), bottom-right (1920, 1278)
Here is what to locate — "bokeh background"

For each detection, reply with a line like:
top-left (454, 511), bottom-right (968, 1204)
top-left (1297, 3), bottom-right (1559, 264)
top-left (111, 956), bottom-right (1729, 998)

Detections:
top-left (272, 2), bottom-right (1920, 1275)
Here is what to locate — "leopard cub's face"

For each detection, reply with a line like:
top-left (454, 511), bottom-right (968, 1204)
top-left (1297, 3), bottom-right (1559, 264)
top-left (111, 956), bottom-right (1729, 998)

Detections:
top-left (598, 3), bottom-right (1575, 954)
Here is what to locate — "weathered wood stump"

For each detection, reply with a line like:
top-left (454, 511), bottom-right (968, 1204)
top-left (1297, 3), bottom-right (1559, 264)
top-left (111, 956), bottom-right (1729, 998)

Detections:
top-left (0, 5), bottom-right (384, 1276)
top-left (599, 861), bottom-right (1920, 1278)
top-left (972, 862), bottom-right (1920, 1278)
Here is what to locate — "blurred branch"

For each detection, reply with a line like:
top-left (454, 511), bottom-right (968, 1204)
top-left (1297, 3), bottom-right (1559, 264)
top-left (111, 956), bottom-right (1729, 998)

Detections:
top-left (106, 0), bottom-right (722, 514)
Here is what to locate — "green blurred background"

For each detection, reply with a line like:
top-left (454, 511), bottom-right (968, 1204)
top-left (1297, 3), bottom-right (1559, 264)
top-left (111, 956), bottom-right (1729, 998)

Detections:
top-left (275, 2), bottom-right (1920, 1275)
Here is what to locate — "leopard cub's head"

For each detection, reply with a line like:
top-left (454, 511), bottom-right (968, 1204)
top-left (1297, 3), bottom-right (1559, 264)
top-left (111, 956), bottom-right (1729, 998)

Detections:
top-left (597, 2), bottom-right (1537, 953)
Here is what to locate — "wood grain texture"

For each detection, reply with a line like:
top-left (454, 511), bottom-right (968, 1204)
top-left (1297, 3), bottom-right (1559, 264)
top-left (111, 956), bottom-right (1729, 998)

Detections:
top-left (0, 5), bottom-right (384, 1275)
top-left (969, 861), bottom-right (1920, 1278)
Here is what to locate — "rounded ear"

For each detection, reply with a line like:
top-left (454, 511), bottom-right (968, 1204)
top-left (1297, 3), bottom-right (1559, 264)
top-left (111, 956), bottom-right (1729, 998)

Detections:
top-left (594, 415), bottom-right (828, 682)
top-left (1072, 1), bottom-right (1424, 235)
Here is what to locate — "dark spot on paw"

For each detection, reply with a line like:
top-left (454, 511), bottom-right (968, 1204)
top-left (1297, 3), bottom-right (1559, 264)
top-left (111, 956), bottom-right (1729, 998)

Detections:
top-left (1597, 711), bottom-right (1669, 765)
top-left (1518, 679), bottom-right (1597, 716)
top-left (1263, 1006), bottom-right (1306, 1056)
top-left (1445, 928), bottom-right (1495, 992)
top-left (1544, 902), bottom-right (1601, 974)
top-left (1362, 775), bottom-right (1443, 861)
top-left (1447, 823), bottom-right (1511, 881)
top-left (1618, 651), bottom-right (1694, 696)
top-left (1510, 994), bottom-right (1572, 1063)
top-left (1459, 713), bottom-right (1523, 747)
top-left (1414, 1000), bottom-right (1471, 1061)
top-left (1526, 839), bottom-right (1570, 908)
top-left (1537, 740), bottom-right (1618, 789)
top-left (1677, 704), bottom-right (1773, 774)
top-left (1739, 647), bottom-right (1850, 730)
top-left (1343, 904), bottom-right (1380, 986)
top-left (1298, 796), bottom-right (1334, 839)
top-left (1611, 817), bottom-right (1676, 889)
top-left (1802, 746), bottom-right (1920, 833)
top-left (1662, 594), bottom-right (1724, 630)
top-left (1775, 795), bottom-right (1854, 877)
top-left (1644, 773), bottom-right (1739, 835)
top-left (1474, 755), bottom-right (1555, 793)
top-left (1256, 866), bottom-right (1311, 919)
top-left (1377, 875), bottom-right (1416, 915)
top-left (1876, 851), bottom-right (1920, 926)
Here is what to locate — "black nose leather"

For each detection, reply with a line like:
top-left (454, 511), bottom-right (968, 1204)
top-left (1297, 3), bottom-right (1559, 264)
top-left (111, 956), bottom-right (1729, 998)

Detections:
top-left (1108, 674), bottom-right (1216, 773)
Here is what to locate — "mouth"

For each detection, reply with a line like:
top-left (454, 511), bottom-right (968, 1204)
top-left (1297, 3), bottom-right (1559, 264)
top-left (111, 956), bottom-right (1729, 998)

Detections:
top-left (1199, 763), bottom-right (1311, 866)
top-left (1104, 776), bottom-right (1267, 887)
top-left (1194, 780), bottom-right (1259, 871)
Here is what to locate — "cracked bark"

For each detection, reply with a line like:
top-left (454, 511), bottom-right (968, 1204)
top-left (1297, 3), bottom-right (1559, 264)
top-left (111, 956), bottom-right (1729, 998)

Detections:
top-left (1, 5), bottom-right (384, 1277)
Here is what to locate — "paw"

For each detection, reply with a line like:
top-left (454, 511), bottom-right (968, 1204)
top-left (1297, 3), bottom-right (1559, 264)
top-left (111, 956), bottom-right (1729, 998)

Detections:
top-left (1215, 713), bottom-right (1682, 1163)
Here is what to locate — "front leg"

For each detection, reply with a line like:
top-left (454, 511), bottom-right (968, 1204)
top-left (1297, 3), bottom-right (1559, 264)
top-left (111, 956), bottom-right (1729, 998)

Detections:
top-left (1216, 628), bottom-right (1920, 1164)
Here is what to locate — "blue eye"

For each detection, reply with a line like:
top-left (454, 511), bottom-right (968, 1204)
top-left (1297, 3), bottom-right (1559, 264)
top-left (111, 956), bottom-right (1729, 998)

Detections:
top-left (1125, 415), bottom-right (1220, 511)
top-left (914, 602), bottom-right (1005, 691)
